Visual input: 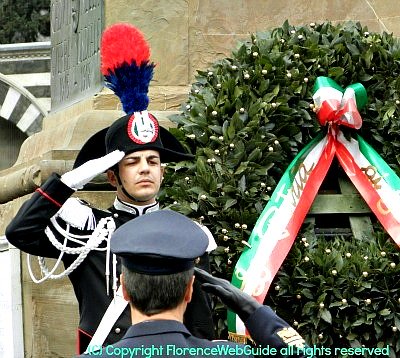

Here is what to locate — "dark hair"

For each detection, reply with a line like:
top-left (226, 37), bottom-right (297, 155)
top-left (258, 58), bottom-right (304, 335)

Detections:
top-left (122, 266), bottom-right (194, 315)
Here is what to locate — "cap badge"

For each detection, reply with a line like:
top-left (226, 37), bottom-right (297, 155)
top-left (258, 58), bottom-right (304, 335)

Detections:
top-left (127, 112), bottom-right (159, 144)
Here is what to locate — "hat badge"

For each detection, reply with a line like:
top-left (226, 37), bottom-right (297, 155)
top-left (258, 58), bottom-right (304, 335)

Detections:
top-left (127, 111), bottom-right (159, 144)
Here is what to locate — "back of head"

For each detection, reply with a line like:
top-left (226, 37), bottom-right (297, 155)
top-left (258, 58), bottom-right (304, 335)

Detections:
top-left (111, 210), bottom-right (208, 314)
top-left (122, 266), bottom-right (194, 315)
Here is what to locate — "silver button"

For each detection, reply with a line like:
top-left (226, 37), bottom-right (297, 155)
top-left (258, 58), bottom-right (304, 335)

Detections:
top-left (115, 327), bottom-right (121, 334)
top-left (113, 213), bottom-right (119, 218)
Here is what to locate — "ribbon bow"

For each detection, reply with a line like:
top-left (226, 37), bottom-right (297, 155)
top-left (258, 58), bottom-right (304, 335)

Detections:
top-left (312, 76), bottom-right (367, 129)
top-left (228, 76), bottom-right (400, 342)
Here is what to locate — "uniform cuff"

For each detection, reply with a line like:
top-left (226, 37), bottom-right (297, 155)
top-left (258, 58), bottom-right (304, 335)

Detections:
top-left (37, 173), bottom-right (76, 207)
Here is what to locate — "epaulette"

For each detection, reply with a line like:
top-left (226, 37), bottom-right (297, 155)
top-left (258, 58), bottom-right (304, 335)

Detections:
top-left (56, 197), bottom-right (97, 230)
top-left (276, 327), bottom-right (306, 349)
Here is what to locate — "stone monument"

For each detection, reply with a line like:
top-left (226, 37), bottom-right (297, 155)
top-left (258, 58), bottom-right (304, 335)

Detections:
top-left (51, 0), bottom-right (103, 111)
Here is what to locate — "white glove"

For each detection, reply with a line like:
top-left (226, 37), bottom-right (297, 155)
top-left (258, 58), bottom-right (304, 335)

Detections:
top-left (61, 150), bottom-right (125, 190)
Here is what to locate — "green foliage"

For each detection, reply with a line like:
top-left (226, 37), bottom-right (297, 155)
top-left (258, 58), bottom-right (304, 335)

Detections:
top-left (159, 20), bottom-right (400, 353)
top-left (265, 229), bottom-right (400, 357)
top-left (0, 0), bottom-right (50, 43)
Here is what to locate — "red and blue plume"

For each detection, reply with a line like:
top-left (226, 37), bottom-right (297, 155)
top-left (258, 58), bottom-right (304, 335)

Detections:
top-left (100, 23), bottom-right (154, 114)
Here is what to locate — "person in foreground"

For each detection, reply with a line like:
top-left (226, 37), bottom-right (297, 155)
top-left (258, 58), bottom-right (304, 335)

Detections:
top-left (76, 210), bottom-right (312, 358)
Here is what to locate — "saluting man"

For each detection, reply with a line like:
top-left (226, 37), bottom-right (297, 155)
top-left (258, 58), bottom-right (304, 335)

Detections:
top-left (76, 210), bottom-right (312, 358)
top-left (6, 23), bottom-right (216, 354)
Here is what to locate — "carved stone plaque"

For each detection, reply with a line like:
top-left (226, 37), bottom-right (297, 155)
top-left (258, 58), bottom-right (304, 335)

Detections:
top-left (50, 0), bottom-right (104, 111)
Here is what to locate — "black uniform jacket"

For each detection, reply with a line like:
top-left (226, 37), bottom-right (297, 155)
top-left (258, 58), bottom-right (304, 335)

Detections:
top-left (5, 173), bottom-right (214, 352)
top-left (76, 306), bottom-right (310, 358)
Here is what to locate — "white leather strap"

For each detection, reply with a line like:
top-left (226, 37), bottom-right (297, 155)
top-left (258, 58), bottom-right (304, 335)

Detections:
top-left (84, 286), bottom-right (128, 353)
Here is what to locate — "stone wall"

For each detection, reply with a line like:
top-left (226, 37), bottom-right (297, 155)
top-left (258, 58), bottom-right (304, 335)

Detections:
top-left (1, 1), bottom-right (400, 357)
top-left (101, 0), bottom-right (400, 112)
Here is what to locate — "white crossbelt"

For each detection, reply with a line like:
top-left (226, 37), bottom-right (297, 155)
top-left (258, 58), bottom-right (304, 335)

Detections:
top-left (84, 286), bottom-right (128, 353)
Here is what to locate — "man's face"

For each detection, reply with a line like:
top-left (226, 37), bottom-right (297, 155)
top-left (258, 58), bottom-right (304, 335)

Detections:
top-left (108, 149), bottom-right (164, 205)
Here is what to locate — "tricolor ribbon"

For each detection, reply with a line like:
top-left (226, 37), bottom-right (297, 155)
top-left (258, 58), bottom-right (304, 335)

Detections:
top-left (228, 76), bottom-right (400, 342)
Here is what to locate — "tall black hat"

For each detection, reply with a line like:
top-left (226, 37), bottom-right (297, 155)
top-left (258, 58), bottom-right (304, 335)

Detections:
top-left (104, 112), bottom-right (193, 163)
top-left (74, 23), bottom-right (192, 168)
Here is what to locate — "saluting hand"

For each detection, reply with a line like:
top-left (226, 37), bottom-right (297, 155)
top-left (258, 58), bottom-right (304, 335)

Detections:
top-left (194, 267), bottom-right (262, 322)
top-left (61, 150), bottom-right (125, 190)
